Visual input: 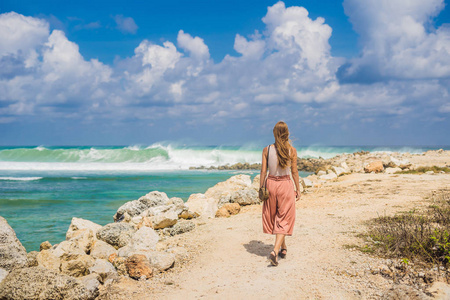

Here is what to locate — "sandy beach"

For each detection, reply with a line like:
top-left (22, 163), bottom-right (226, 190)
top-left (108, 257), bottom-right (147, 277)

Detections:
top-left (106, 172), bottom-right (448, 299)
top-left (2, 150), bottom-right (450, 299)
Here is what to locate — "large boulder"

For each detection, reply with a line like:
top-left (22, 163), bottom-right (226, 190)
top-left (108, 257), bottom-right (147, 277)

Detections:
top-left (66, 217), bottom-right (102, 241)
top-left (231, 189), bottom-right (259, 205)
top-left (125, 254), bottom-right (153, 280)
top-left (69, 229), bottom-right (95, 254)
top-left (162, 220), bottom-right (195, 236)
top-left (185, 193), bottom-right (218, 219)
top-left (88, 259), bottom-right (117, 283)
top-left (108, 254), bottom-right (127, 276)
top-left (36, 249), bottom-right (61, 271)
top-left (332, 166), bottom-right (349, 177)
top-left (390, 157), bottom-right (411, 167)
top-left (90, 240), bottom-right (117, 260)
top-left (151, 211), bottom-right (178, 229)
top-left (215, 207), bottom-right (230, 218)
top-left (0, 266), bottom-right (92, 300)
top-left (216, 203), bottom-right (241, 218)
top-left (364, 161), bottom-right (384, 173)
top-left (40, 241), bottom-right (52, 251)
top-left (148, 252), bottom-right (175, 272)
top-left (205, 174), bottom-right (252, 204)
top-left (60, 255), bottom-right (95, 277)
top-left (0, 216), bottom-right (28, 271)
top-left (96, 223), bottom-right (136, 248)
top-left (79, 274), bottom-right (101, 299)
top-left (117, 227), bottom-right (159, 257)
top-left (166, 247), bottom-right (189, 265)
top-left (37, 241), bottom-right (86, 271)
top-left (302, 177), bottom-right (313, 187)
top-left (52, 240), bottom-right (86, 260)
top-left (319, 172), bottom-right (337, 181)
top-left (114, 191), bottom-right (170, 221)
top-left (206, 175), bottom-right (251, 195)
top-left (222, 203), bottom-right (241, 215)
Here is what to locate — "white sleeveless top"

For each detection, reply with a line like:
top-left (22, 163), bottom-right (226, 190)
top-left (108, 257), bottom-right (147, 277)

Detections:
top-left (267, 144), bottom-right (291, 176)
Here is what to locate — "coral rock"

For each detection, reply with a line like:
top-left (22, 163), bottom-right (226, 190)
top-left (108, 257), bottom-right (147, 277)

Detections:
top-left (125, 254), bottom-right (153, 280)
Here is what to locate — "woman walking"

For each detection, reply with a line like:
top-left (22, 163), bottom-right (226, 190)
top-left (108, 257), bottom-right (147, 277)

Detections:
top-left (260, 121), bottom-right (300, 266)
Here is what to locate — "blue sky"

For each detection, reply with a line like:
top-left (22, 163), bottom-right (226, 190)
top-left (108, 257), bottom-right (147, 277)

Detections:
top-left (0, 0), bottom-right (449, 146)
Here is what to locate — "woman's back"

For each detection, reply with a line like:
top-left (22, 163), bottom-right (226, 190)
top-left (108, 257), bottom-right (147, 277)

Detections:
top-left (267, 144), bottom-right (290, 176)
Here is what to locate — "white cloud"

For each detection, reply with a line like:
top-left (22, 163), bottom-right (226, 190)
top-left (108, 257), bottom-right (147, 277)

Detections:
top-left (113, 15), bottom-right (138, 34)
top-left (0, 2), bottom-right (449, 143)
top-left (341, 0), bottom-right (450, 81)
top-left (177, 30), bottom-right (210, 60)
top-left (0, 12), bottom-right (49, 56)
top-left (234, 34), bottom-right (265, 59)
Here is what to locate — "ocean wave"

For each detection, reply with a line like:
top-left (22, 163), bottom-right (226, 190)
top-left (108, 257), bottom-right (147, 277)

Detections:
top-left (0, 144), bottom-right (443, 171)
top-left (0, 177), bottom-right (43, 181)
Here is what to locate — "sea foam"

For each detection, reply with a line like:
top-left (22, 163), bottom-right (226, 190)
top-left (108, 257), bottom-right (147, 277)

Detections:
top-left (0, 144), bottom-right (442, 171)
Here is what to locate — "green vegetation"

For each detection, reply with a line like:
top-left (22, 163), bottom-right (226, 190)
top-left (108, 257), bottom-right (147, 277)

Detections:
top-left (362, 191), bottom-right (450, 268)
top-left (395, 166), bottom-right (450, 174)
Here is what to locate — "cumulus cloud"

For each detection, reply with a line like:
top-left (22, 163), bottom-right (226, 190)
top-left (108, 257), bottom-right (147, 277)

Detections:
top-left (177, 30), bottom-right (210, 60)
top-left (0, 13), bottom-right (112, 120)
top-left (0, 1), bottom-right (449, 144)
top-left (0, 12), bottom-right (49, 56)
top-left (339, 0), bottom-right (450, 82)
top-left (113, 15), bottom-right (138, 34)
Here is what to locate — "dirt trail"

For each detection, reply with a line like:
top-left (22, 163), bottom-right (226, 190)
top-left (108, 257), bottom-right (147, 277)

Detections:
top-left (117, 173), bottom-right (450, 299)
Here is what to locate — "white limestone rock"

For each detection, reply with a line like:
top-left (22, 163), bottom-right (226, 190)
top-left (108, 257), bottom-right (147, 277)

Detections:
top-left (204, 175), bottom-right (251, 200)
top-left (151, 211), bottom-right (178, 229)
top-left (96, 223), bottom-right (136, 248)
top-left (302, 178), bottom-right (313, 187)
top-left (185, 193), bottom-right (218, 219)
top-left (148, 252), bottom-right (175, 272)
top-left (90, 240), bottom-right (117, 260)
top-left (114, 191), bottom-right (170, 221)
top-left (66, 217), bottom-right (102, 241)
top-left (319, 172), bottom-right (338, 181)
top-left (332, 166), bottom-right (348, 177)
top-left (88, 259), bottom-right (117, 283)
top-left (117, 227), bottom-right (160, 257)
top-left (0, 216), bottom-right (28, 271)
top-left (231, 189), bottom-right (259, 206)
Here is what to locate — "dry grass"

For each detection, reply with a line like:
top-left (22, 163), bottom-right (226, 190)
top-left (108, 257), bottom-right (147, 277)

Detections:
top-left (362, 191), bottom-right (450, 268)
top-left (396, 166), bottom-right (450, 174)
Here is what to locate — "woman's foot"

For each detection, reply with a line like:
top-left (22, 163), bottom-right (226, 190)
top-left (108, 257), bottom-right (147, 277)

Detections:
top-left (279, 248), bottom-right (287, 259)
top-left (269, 250), bottom-right (278, 266)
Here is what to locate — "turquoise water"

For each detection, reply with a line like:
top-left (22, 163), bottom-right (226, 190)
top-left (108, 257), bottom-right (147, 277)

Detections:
top-left (0, 144), bottom-right (448, 252)
top-left (0, 170), bottom-right (265, 252)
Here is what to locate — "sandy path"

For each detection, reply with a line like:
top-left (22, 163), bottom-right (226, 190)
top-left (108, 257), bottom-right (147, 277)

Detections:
top-left (127, 173), bottom-right (450, 299)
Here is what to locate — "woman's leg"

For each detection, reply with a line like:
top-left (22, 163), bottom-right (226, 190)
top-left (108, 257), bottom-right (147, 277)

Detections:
top-left (273, 233), bottom-right (285, 254)
top-left (281, 238), bottom-right (287, 249)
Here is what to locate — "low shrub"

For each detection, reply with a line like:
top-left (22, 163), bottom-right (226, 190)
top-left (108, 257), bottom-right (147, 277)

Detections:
top-left (363, 191), bottom-right (450, 268)
top-left (396, 166), bottom-right (450, 174)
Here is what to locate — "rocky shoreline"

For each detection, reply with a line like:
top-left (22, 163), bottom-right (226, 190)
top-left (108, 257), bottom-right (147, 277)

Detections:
top-left (190, 149), bottom-right (450, 173)
top-left (0, 172), bottom-right (263, 299)
top-left (1, 149), bottom-right (450, 299)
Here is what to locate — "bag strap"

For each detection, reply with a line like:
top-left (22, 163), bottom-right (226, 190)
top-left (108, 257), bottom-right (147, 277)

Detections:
top-left (263, 145), bottom-right (270, 188)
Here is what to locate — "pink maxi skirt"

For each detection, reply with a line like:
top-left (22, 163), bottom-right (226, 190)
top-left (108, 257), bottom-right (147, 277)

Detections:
top-left (262, 175), bottom-right (296, 236)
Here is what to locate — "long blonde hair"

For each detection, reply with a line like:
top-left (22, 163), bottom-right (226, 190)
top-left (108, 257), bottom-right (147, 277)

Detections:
top-left (273, 121), bottom-right (292, 169)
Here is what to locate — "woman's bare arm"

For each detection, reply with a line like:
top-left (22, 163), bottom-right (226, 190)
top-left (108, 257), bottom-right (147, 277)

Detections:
top-left (260, 146), bottom-right (268, 189)
top-left (290, 147), bottom-right (301, 199)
